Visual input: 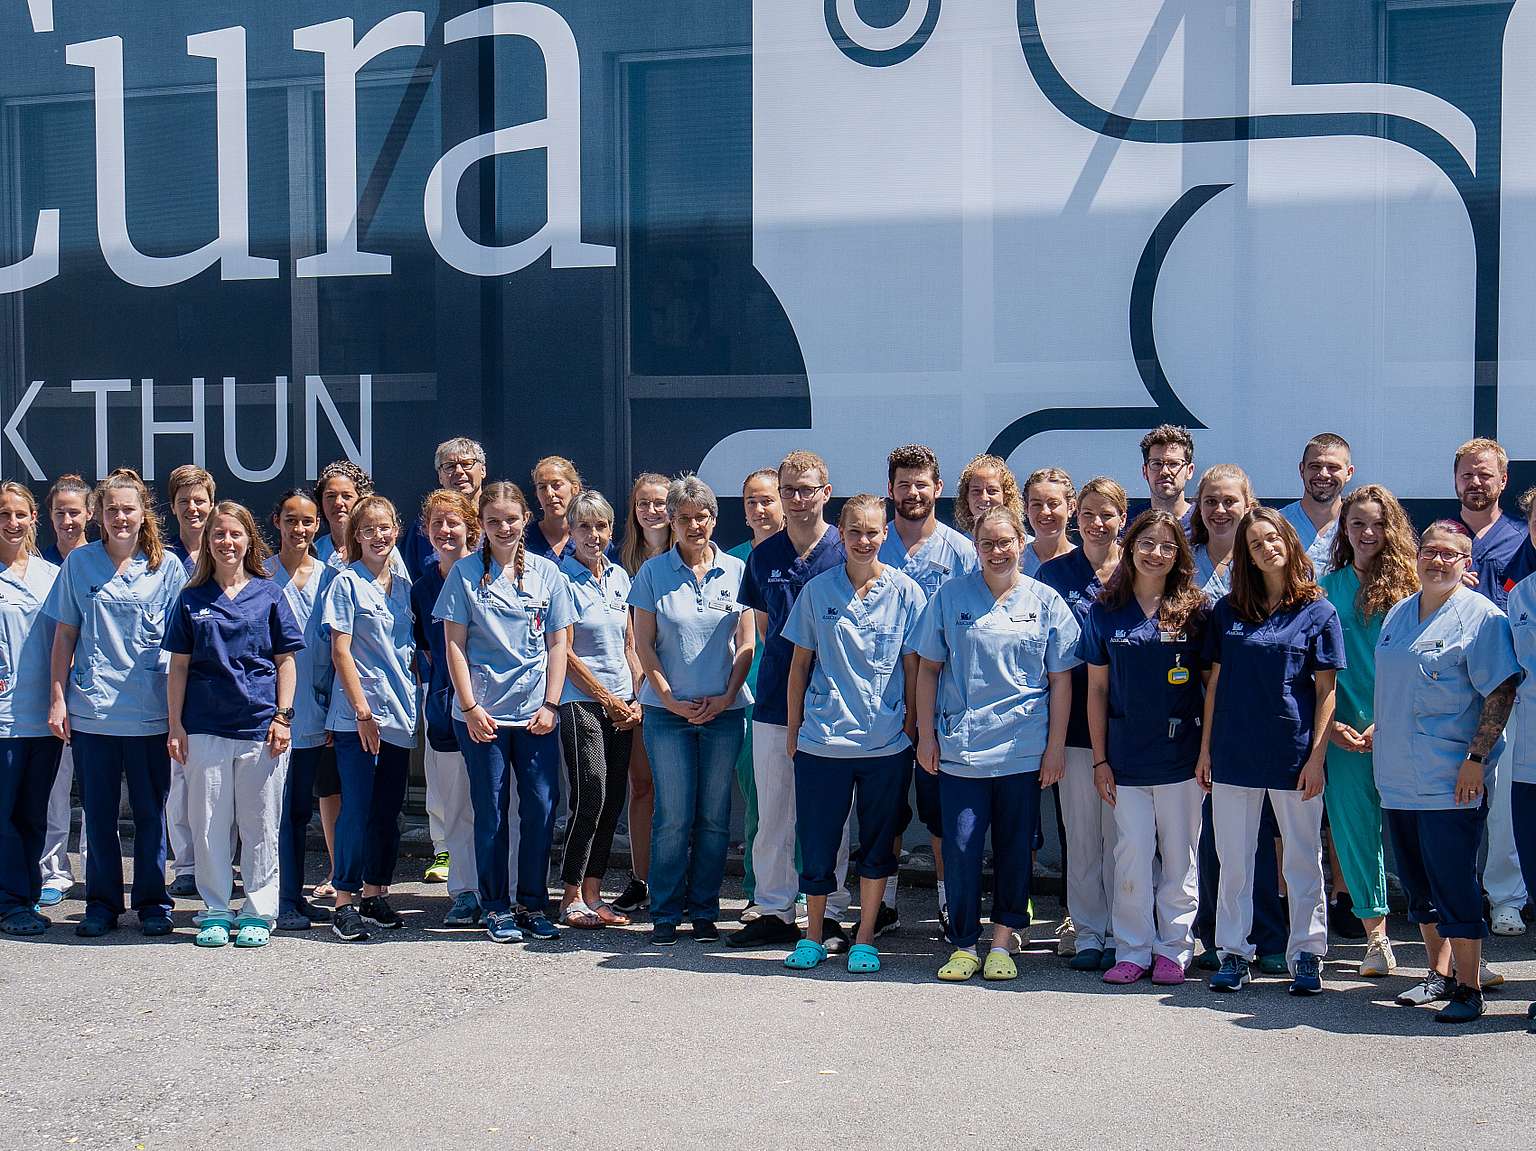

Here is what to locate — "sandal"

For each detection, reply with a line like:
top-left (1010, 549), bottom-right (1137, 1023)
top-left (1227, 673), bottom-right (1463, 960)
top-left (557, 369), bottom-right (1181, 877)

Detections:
top-left (784, 938), bottom-right (828, 970)
top-left (1102, 960), bottom-right (1148, 985)
top-left (234, 922), bottom-right (271, 948)
top-left (846, 943), bottom-right (881, 974)
top-left (311, 880), bottom-right (336, 899)
top-left (561, 901), bottom-right (605, 930)
top-left (0, 908), bottom-right (45, 937)
top-left (938, 949), bottom-right (980, 982)
top-left (983, 950), bottom-right (1018, 981)
top-left (195, 920), bottom-right (233, 948)
top-left (590, 902), bottom-right (630, 927)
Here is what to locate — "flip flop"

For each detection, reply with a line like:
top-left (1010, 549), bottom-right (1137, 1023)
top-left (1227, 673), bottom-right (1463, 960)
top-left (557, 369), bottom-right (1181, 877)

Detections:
top-left (590, 902), bottom-right (631, 927)
top-left (938, 949), bottom-right (980, 982)
top-left (784, 938), bottom-right (828, 970)
top-left (234, 922), bottom-right (271, 948)
top-left (560, 902), bottom-right (605, 930)
top-left (311, 881), bottom-right (336, 899)
top-left (846, 943), bottom-right (881, 974)
top-left (195, 920), bottom-right (233, 948)
top-left (983, 950), bottom-right (1018, 981)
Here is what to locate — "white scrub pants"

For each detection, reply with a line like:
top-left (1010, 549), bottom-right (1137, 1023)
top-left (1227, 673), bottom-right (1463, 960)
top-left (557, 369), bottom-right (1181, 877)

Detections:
top-left (1212, 782), bottom-right (1326, 965)
top-left (1111, 778), bottom-right (1201, 969)
top-left (40, 745), bottom-right (84, 892)
top-left (1484, 716), bottom-right (1528, 912)
top-left (425, 746), bottom-right (479, 897)
top-left (166, 758), bottom-right (196, 879)
top-left (1061, 746), bottom-right (1116, 951)
top-left (186, 735), bottom-right (288, 927)
top-left (751, 721), bottom-right (851, 920)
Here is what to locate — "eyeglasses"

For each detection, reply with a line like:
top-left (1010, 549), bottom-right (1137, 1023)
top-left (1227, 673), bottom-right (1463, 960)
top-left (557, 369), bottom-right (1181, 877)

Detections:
top-left (1419, 546), bottom-right (1470, 565)
top-left (976, 537), bottom-right (1020, 553)
top-left (356, 524), bottom-right (396, 540)
top-left (439, 459), bottom-right (480, 474)
top-left (1146, 457), bottom-right (1189, 473)
top-left (779, 486), bottom-right (824, 502)
top-left (635, 500), bottom-right (667, 512)
top-left (1134, 539), bottom-right (1179, 558)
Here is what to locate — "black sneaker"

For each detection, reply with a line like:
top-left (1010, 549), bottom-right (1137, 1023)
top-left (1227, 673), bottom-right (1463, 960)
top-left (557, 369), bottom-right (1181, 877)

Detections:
top-left (937, 902), bottom-right (952, 943)
top-left (727, 915), bottom-right (801, 948)
top-left (612, 876), bottom-right (649, 913)
top-left (1395, 970), bottom-right (1450, 1006)
top-left (1328, 894), bottom-right (1365, 941)
top-left (1434, 983), bottom-right (1486, 1024)
top-left (651, 922), bottom-right (678, 947)
top-left (516, 909), bottom-right (561, 940)
top-left (333, 904), bottom-right (371, 942)
top-left (689, 918), bottom-right (719, 942)
top-left (299, 899), bottom-right (333, 925)
top-left (359, 895), bottom-right (403, 930)
top-left (869, 903), bottom-right (900, 939)
top-left (822, 918), bottom-right (851, 955)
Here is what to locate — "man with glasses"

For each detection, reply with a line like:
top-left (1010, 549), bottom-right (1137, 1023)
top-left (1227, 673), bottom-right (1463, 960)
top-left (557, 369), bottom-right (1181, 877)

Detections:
top-left (1453, 439), bottom-right (1530, 940)
top-left (1279, 433), bottom-right (1354, 577)
top-left (1136, 425), bottom-right (1196, 535)
top-left (730, 451), bottom-right (849, 950)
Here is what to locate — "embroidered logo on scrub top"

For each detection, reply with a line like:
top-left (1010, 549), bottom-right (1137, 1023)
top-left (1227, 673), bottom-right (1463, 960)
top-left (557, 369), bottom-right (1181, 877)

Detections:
top-left (823, 606), bottom-right (841, 621)
top-left (957, 611), bottom-right (974, 624)
top-left (193, 608), bottom-right (212, 620)
top-left (1227, 622), bottom-right (1245, 635)
top-left (769, 569), bottom-right (785, 581)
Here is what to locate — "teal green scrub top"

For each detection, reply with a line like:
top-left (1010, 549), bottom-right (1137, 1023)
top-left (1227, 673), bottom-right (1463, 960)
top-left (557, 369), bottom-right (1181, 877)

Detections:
top-left (1319, 565), bottom-right (1385, 737)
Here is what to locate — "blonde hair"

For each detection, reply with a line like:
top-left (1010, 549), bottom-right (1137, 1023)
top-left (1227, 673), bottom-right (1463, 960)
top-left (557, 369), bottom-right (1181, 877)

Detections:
top-left (188, 502), bottom-right (270, 588)
top-left (954, 455), bottom-right (1024, 534)
top-left (0, 481), bottom-right (40, 555)
top-left (1454, 437), bottom-right (1507, 472)
top-left (93, 469), bottom-right (167, 570)
top-left (1023, 467), bottom-right (1076, 507)
top-left (778, 449), bottom-right (830, 487)
top-left (838, 493), bottom-right (887, 533)
top-left (532, 455), bottom-right (582, 492)
top-left (478, 481), bottom-right (531, 590)
top-left (1077, 476), bottom-right (1128, 516)
top-left (973, 504), bottom-right (1028, 543)
top-left (1190, 464), bottom-right (1256, 547)
top-left (343, 495), bottom-right (399, 564)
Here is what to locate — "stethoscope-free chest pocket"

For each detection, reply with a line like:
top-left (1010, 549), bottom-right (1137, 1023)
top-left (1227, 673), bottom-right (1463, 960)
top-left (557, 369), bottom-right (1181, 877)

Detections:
top-left (1413, 641), bottom-right (1464, 716)
top-left (968, 615), bottom-right (1046, 690)
top-left (871, 629), bottom-right (901, 669)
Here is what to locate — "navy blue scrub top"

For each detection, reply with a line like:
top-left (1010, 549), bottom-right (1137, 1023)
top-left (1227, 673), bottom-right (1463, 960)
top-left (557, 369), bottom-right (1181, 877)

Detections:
top-left (411, 562), bottom-right (458, 753)
top-left (740, 526), bottom-right (846, 726)
top-left (1462, 513), bottom-right (1528, 609)
top-left (526, 519), bottom-right (620, 565)
top-left (1200, 595), bottom-right (1346, 789)
top-left (168, 540), bottom-right (197, 576)
top-left (163, 577), bottom-right (306, 740)
top-left (42, 544), bottom-right (64, 566)
top-left (1035, 548), bottom-right (1106, 749)
top-left (1501, 536), bottom-right (1536, 599)
top-left (403, 518), bottom-right (439, 585)
top-left (1080, 598), bottom-right (1207, 786)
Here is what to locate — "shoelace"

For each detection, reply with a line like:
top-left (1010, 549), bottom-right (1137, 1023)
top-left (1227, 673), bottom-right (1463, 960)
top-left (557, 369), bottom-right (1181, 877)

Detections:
top-left (1294, 954), bottom-right (1320, 977)
top-left (1219, 955), bottom-right (1246, 975)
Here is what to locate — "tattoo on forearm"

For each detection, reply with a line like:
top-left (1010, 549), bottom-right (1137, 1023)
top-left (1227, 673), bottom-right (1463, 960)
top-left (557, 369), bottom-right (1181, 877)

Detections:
top-left (1470, 677), bottom-right (1520, 758)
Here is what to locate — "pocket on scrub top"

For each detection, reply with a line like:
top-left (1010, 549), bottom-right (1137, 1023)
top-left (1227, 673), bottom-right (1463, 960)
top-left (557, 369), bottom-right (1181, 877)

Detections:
top-left (357, 670), bottom-right (390, 721)
top-left (1414, 645), bottom-right (1464, 716)
top-left (872, 629), bottom-right (901, 669)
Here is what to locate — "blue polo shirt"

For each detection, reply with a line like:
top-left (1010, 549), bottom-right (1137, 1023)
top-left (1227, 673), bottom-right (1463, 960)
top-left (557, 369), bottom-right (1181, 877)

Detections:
top-left (628, 544), bottom-right (752, 709)
top-left (411, 561), bottom-right (458, 752)
top-left (740, 526), bottom-right (846, 727)
top-left (0, 554), bottom-right (60, 739)
top-left (1035, 548), bottom-right (1106, 750)
top-left (1462, 512), bottom-right (1527, 609)
top-left (1080, 598), bottom-right (1207, 786)
top-left (1200, 595), bottom-right (1346, 790)
top-left (727, 540), bottom-right (765, 696)
top-left (163, 577), bottom-right (305, 740)
top-left (266, 555), bottom-right (333, 750)
top-left (560, 554), bottom-right (634, 706)
top-left (877, 520), bottom-right (977, 599)
top-left (1279, 500), bottom-right (1338, 577)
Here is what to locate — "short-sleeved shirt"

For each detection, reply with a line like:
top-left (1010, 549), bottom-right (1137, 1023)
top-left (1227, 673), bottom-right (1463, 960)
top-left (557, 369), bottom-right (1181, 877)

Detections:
top-left (1035, 548), bottom-right (1106, 749)
top-left (1279, 501), bottom-right (1338, 578)
top-left (740, 527), bottom-right (845, 726)
top-left (1192, 545), bottom-right (1232, 599)
top-left (1506, 574), bottom-right (1536, 785)
top-left (266, 555), bottom-right (332, 749)
top-left (433, 551), bottom-right (575, 726)
top-left (1501, 536), bottom-right (1536, 599)
top-left (42, 543), bottom-right (188, 737)
top-left (782, 565), bottom-right (926, 758)
top-left (727, 540), bottom-right (765, 696)
top-left (628, 545), bottom-right (752, 709)
top-left (1201, 595), bottom-right (1346, 789)
top-left (320, 561), bottom-right (418, 748)
top-left (1375, 588), bottom-right (1520, 810)
top-left (411, 561), bottom-right (458, 753)
top-left (910, 571), bottom-right (1081, 778)
top-left (163, 578), bottom-right (305, 740)
top-left (560, 555), bottom-right (633, 706)
top-left (1080, 597), bottom-right (1206, 786)
top-left (1318, 565), bottom-right (1389, 742)
top-left (1461, 512), bottom-right (1527, 610)
top-left (168, 540), bottom-right (198, 577)
top-left (526, 519), bottom-right (619, 566)
top-left (317, 534), bottom-right (410, 578)
top-left (878, 521), bottom-right (977, 600)
top-left (0, 555), bottom-right (60, 739)
top-left (1128, 501), bottom-right (1196, 538)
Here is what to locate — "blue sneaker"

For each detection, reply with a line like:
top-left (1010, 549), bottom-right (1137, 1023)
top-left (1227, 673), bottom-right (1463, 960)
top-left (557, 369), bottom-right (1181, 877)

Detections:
top-left (1288, 953), bottom-right (1323, 996)
top-left (1209, 954), bottom-right (1251, 992)
top-left (516, 909), bottom-right (560, 940)
top-left (444, 892), bottom-right (482, 927)
top-left (37, 887), bottom-right (66, 908)
top-left (486, 910), bottom-right (523, 944)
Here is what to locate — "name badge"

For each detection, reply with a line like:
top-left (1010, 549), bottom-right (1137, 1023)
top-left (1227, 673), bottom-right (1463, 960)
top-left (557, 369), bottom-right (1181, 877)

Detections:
top-left (1160, 630), bottom-right (1186, 644)
top-left (1167, 666), bottom-right (1191, 686)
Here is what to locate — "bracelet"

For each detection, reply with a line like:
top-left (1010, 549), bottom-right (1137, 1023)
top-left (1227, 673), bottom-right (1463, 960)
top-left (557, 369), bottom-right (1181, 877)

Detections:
top-left (1092, 759), bottom-right (1109, 769)
top-left (271, 716), bottom-right (291, 727)
top-left (542, 700), bottom-right (560, 711)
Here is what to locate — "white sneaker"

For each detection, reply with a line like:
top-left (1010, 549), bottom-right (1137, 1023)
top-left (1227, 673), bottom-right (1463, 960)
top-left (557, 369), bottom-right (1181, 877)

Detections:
top-left (739, 904), bottom-right (766, 924)
top-left (1358, 933), bottom-right (1396, 977)
top-left (1490, 905), bottom-right (1527, 936)
top-left (1055, 915), bottom-right (1077, 957)
top-left (1480, 958), bottom-right (1505, 988)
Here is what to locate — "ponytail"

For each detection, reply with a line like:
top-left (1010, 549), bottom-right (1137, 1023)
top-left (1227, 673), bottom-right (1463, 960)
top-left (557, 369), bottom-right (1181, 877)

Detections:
top-left (93, 468), bottom-right (165, 570)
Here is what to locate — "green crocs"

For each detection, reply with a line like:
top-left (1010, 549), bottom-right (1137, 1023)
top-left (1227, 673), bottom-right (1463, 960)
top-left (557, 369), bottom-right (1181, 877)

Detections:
top-left (194, 920), bottom-right (233, 948)
top-left (784, 938), bottom-right (828, 970)
top-left (234, 921), bottom-right (271, 948)
top-left (846, 943), bottom-right (881, 974)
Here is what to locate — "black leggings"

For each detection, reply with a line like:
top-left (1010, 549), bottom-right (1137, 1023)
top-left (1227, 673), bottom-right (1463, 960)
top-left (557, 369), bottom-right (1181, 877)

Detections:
top-left (558, 701), bottom-right (634, 887)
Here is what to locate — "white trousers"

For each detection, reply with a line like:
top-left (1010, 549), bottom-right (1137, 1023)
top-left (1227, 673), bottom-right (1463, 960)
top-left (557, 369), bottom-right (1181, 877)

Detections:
top-left (40, 745), bottom-right (84, 890)
top-left (1212, 782), bottom-right (1326, 964)
top-left (186, 735), bottom-right (288, 926)
top-left (1110, 778), bottom-right (1202, 969)
top-left (751, 721), bottom-right (851, 919)
top-left (1061, 746), bottom-right (1117, 950)
top-left (1484, 715), bottom-right (1528, 911)
top-left (425, 746), bottom-right (479, 897)
top-left (166, 757), bottom-right (196, 878)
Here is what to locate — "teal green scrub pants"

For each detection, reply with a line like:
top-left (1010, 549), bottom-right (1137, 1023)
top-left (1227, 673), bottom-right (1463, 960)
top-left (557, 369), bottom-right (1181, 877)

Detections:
top-left (1323, 747), bottom-right (1389, 919)
top-left (735, 707), bottom-right (758, 902)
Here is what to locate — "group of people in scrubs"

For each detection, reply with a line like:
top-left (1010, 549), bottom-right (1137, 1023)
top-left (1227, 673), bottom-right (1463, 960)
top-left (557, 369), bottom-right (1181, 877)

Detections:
top-left (1, 427), bottom-right (1533, 1030)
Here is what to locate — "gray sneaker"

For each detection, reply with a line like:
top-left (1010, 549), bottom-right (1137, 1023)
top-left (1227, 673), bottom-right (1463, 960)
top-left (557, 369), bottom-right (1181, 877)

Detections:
top-left (444, 892), bottom-right (482, 926)
top-left (1395, 970), bottom-right (1450, 1006)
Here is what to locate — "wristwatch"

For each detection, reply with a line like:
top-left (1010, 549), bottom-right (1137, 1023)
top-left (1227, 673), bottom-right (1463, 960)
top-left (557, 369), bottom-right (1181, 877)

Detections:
top-left (1466, 751), bottom-right (1487, 764)
top-left (273, 707), bottom-right (295, 723)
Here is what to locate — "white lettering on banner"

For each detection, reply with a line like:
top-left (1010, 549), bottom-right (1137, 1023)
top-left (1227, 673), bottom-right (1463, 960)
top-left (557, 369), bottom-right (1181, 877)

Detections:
top-left (306, 374), bottom-right (372, 477)
top-left (71, 379), bottom-right (132, 478)
top-left (26, 0), bottom-right (51, 34)
top-left (424, 3), bottom-right (616, 276)
top-left (223, 376), bottom-right (289, 484)
top-left (4, 380), bottom-right (46, 481)
top-left (141, 377), bottom-right (207, 479)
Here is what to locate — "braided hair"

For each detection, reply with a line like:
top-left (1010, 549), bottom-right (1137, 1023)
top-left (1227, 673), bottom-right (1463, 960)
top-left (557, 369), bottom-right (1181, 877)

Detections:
top-left (478, 481), bottom-right (530, 592)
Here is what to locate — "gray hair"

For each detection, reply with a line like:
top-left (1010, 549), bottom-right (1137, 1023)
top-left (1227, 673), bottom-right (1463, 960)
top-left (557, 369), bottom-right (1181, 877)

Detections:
top-left (567, 489), bottom-right (615, 529)
top-left (434, 436), bottom-right (486, 471)
top-left (667, 474), bottom-right (718, 521)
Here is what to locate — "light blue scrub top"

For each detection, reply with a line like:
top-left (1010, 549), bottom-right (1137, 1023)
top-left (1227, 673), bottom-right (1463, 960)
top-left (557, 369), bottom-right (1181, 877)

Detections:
top-left (781, 565), bottom-right (927, 758)
top-left (0, 554), bottom-right (60, 739)
top-left (878, 521), bottom-right (977, 599)
top-left (1192, 545), bottom-right (1232, 598)
top-left (320, 561), bottom-right (418, 748)
top-left (317, 533), bottom-right (409, 577)
top-left (1373, 587), bottom-right (1520, 811)
top-left (627, 545), bottom-right (753, 710)
top-left (433, 551), bottom-right (576, 726)
top-left (1504, 574), bottom-right (1536, 784)
top-left (1279, 500), bottom-right (1338, 577)
top-left (42, 542), bottom-right (187, 737)
top-left (909, 571), bottom-right (1081, 778)
top-left (1021, 541), bottom-right (1064, 580)
top-left (266, 554), bottom-right (333, 750)
top-left (559, 554), bottom-right (633, 706)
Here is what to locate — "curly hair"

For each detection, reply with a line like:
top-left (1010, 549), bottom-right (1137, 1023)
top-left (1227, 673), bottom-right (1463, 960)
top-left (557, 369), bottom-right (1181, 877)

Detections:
top-left (1330, 485), bottom-right (1418, 622)
top-left (954, 455), bottom-right (1024, 535)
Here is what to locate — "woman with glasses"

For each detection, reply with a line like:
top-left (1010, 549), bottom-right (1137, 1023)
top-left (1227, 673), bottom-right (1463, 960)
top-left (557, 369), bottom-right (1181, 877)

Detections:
top-left (1374, 521), bottom-right (1520, 1023)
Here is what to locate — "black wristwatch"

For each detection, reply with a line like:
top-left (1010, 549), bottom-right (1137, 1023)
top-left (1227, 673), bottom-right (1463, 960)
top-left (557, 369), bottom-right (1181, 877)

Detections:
top-left (273, 707), bottom-right (295, 723)
top-left (1466, 751), bottom-right (1487, 765)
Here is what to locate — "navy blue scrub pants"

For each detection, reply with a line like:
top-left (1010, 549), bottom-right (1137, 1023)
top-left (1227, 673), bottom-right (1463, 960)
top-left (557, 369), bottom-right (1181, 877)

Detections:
top-left (1195, 792), bottom-right (1287, 956)
top-left (1515, 781), bottom-right (1536, 916)
top-left (278, 745), bottom-right (326, 914)
top-left (457, 722), bottom-right (560, 915)
top-left (72, 730), bottom-right (172, 922)
top-left (794, 749), bottom-right (908, 893)
top-left (1387, 803), bottom-right (1490, 940)
top-left (330, 733), bottom-right (410, 895)
top-left (0, 736), bottom-right (64, 917)
top-left (940, 769), bottom-right (1039, 949)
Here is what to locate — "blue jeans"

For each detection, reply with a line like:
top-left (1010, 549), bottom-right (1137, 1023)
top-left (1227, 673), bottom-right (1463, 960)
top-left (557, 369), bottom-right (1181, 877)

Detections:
top-left (1195, 792), bottom-right (1287, 956)
top-left (278, 745), bottom-right (325, 914)
top-left (642, 706), bottom-right (744, 927)
top-left (940, 770), bottom-right (1038, 948)
top-left (331, 734), bottom-right (410, 894)
top-left (457, 722), bottom-right (560, 915)
top-left (72, 731), bottom-right (171, 921)
top-left (0, 737), bottom-right (64, 916)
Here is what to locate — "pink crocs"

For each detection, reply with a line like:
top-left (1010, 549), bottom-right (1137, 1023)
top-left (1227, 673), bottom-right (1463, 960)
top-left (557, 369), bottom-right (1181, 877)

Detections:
top-left (1151, 955), bottom-right (1186, 985)
top-left (1102, 960), bottom-right (1148, 985)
